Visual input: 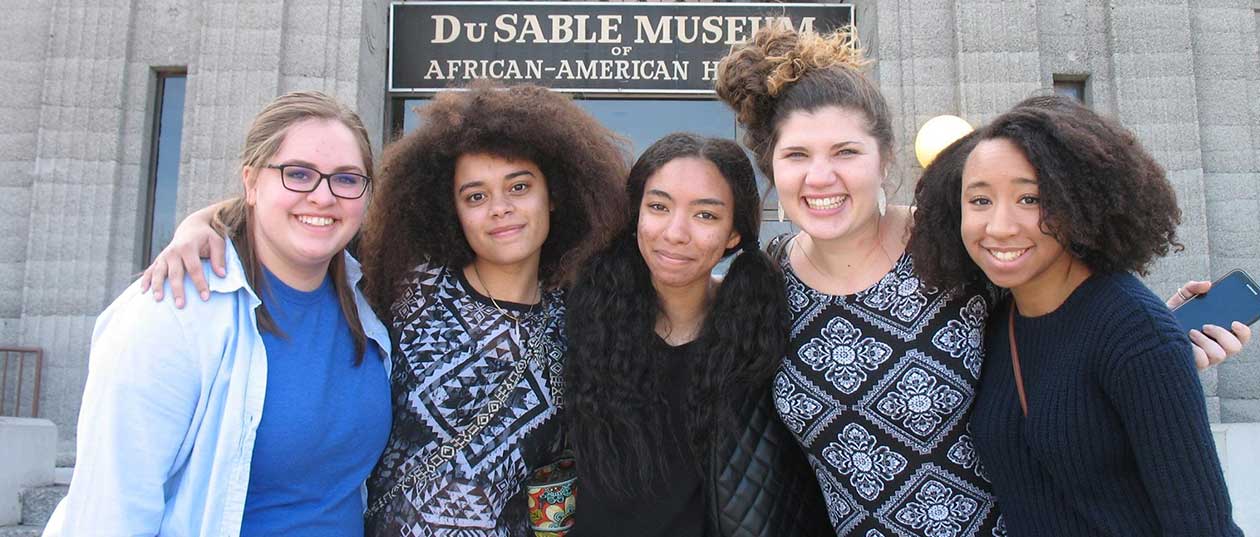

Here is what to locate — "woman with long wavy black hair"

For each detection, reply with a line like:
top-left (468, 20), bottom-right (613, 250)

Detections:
top-left (564, 132), bottom-right (830, 537)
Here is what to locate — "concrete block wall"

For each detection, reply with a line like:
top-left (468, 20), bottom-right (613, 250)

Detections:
top-left (7, 0), bottom-right (387, 440)
top-left (179, 0), bottom-right (387, 218)
top-left (22, 0), bottom-right (138, 436)
top-left (867, 0), bottom-right (961, 202)
top-left (1203, 0), bottom-right (1260, 422)
top-left (954, 1), bottom-right (1043, 124)
top-left (0, 418), bottom-right (56, 527)
top-left (0, 0), bottom-right (52, 348)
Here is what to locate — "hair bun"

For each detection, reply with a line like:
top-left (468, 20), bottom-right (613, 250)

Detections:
top-left (716, 25), bottom-right (868, 138)
top-left (766, 27), bottom-right (867, 95)
top-left (715, 35), bottom-right (777, 130)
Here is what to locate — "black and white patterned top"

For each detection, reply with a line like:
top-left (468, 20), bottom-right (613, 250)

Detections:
top-left (365, 262), bottom-right (567, 537)
top-left (771, 238), bottom-right (1005, 537)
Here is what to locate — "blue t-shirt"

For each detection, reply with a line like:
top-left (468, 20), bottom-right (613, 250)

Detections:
top-left (241, 268), bottom-right (392, 537)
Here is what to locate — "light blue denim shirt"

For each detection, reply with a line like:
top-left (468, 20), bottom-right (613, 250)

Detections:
top-left (44, 239), bottom-right (392, 537)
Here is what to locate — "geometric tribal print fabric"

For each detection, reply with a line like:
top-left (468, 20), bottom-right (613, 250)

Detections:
top-left (775, 247), bottom-right (1006, 537)
top-left (365, 263), bottom-right (567, 537)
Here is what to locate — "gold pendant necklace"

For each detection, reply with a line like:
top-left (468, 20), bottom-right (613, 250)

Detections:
top-left (472, 264), bottom-right (540, 332)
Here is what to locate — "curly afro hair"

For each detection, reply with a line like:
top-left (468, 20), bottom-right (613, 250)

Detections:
top-left (358, 82), bottom-right (630, 311)
top-left (910, 95), bottom-right (1183, 293)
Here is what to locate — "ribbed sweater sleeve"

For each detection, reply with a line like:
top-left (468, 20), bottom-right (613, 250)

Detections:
top-left (1099, 303), bottom-right (1239, 536)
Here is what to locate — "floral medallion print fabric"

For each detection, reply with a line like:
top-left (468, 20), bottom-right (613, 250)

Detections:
top-left (775, 249), bottom-right (1001, 537)
top-left (366, 263), bottom-right (567, 537)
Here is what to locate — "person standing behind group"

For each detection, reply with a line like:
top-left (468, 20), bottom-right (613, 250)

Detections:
top-left (714, 25), bottom-right (1250, 537)
top-left (139, 82), bottom-right (628, 536)
top-left (565, 133), bottom-right (831, 536)
top-left (46, 91), bottom-right (393, 536)
top-left (910, 95), bottom-right (1241, 536)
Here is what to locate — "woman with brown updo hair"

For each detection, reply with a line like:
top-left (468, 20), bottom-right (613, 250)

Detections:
top-left (715, 25), bottom-right (1248, 537)
top-left (717, 26), bottom-right (1004, 536)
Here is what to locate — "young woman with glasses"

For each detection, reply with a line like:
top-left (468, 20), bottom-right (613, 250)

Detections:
top-left (137, 82), bottom-right (627, 536)
top-left (46, 91), bottom-right (393, 536)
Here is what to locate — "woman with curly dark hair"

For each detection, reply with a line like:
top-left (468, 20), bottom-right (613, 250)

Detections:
top-left (564, 132), bottom-right (829, 537)
top-left (714, 24), bottom-right (1248, 537)
top-left (353, 82), bottom-right (627, 536)
top-left (137, 82), bottom-right (628, 536)
top-left (909, 95), bottom-right (1241, 536)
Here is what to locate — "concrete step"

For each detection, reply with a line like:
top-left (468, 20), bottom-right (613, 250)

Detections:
top-left (51, 468), bottom-right (70, 487)
top-left (0, 524), bottom-right (42, 537)
top-left (54, 446), bottom-right (73, 469)
top-left (19, 486), bottom-right (65, 528)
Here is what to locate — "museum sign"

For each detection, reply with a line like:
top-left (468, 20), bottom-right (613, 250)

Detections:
top-left (389, 1), bottom-right (854, 93)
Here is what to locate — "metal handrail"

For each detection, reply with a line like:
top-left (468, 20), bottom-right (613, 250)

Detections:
top-left (0, 346), bottom-right (43, 418)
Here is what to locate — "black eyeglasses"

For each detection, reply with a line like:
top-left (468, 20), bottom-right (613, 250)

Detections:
top-left (266, 164), bottom-right (371, 199)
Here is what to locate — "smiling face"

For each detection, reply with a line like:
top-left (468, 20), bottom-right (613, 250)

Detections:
top-left (960, 138), bottom-right (1077, 296)
top-left (245, 118), bottom-right (368, 286)
top-left (771, 106), bottom-right (886, 242)
top-left (453, 153), bottom-right (552, 272)
top-left (637, 157), bottom-right (741, 292)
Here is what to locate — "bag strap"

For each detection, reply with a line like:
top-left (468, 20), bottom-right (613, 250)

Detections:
top-left (365, 310), bottom-right (555, 518)
top-left (1007, 305), bottom-right (1029, 417)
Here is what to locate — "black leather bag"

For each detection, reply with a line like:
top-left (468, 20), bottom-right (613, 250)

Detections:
top-left (707, 390), bottom-right (833, 537)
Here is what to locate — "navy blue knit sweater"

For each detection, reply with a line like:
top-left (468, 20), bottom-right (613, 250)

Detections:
top-left (970, 272), bottom-right (1240, 536)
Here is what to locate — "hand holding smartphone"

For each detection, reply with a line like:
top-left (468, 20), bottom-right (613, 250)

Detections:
top-left (1173, 269), bottom-right (1260, 334)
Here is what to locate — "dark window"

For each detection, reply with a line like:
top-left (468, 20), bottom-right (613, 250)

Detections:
top-left (1053, 76), bottom-right (1087, 104)
top-left (144, 72), bottom-right (187, 262)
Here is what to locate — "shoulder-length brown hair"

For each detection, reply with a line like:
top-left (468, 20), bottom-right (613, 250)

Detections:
top-left (213, 90), bottom-right (376, 364)
top-left (359, 81), bottom-right (630, 311)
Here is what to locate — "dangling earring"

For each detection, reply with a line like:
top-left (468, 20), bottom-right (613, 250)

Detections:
top-left (877, 188), bottom-right (887, 217)
top-left (777, 200), bottom-right (785, 223)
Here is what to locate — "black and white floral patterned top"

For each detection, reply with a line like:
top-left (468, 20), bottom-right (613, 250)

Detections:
top-left (771, 236), bottom-right (1005, 537)
top-left (365, 262), bottom-right (567, 537)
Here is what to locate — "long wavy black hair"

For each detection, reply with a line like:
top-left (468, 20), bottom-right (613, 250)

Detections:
top-left (564, 133), bottom-right (790, 499)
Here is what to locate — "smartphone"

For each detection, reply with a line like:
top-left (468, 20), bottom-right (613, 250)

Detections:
top-left (1173, 269), bottom-right (1260, 334)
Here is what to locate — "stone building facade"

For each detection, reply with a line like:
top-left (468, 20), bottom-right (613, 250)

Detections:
top-left (2, 0), bottom-right (1258, 444)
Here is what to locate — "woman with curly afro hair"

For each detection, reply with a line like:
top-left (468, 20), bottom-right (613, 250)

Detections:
top-left (138, 82), bottom-right (629, 536)
top-left (354, 82), bottom-right (627, 536)
top-left (910, 95), bottom-right (1241, 536)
